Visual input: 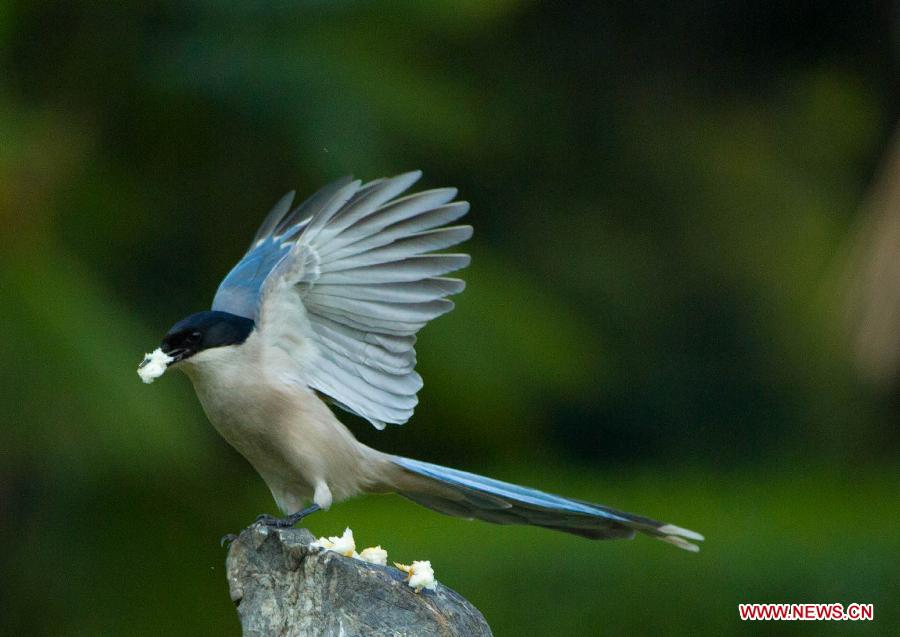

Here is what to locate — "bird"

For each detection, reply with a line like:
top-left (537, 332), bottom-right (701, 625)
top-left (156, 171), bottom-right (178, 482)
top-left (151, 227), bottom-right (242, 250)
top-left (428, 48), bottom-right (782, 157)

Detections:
top-left (138, 170), bottom-right (703, 552)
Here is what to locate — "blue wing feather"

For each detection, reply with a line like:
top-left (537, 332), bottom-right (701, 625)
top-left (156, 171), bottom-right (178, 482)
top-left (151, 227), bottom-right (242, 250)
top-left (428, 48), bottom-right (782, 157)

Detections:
top-left (212, 177), bottom-right (355, 319)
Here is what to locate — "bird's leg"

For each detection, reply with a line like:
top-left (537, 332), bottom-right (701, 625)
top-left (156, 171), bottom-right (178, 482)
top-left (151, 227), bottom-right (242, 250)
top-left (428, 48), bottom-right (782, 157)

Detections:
top-left (221, 507), bottom-right (320, 547)
top-left (255, 504), bottom-right (321, 528)
top-left (285, 504), bottom-right (321, 526)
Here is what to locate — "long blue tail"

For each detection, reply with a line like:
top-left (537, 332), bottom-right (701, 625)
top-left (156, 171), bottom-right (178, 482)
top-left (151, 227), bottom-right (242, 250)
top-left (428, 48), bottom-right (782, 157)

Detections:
top-left (392, 456), bottom-right (703, 552)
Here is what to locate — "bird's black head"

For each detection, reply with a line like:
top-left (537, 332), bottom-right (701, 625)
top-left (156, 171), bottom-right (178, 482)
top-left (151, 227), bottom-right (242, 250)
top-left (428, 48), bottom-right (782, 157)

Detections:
top-left (159, 311), bottom-right (255, 364)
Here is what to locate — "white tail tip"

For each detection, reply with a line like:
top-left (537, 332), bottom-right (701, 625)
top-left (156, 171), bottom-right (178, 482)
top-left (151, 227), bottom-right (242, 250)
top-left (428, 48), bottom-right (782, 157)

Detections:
top-left (658, 524), bottom-right (705, 542)
top-left (658, 534), bottom-right (701, 552)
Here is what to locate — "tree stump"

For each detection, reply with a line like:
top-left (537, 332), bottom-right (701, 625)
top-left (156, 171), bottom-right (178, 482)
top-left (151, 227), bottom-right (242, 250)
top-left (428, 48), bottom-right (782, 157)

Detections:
top-left (225, 523), bottom-right (493, 637)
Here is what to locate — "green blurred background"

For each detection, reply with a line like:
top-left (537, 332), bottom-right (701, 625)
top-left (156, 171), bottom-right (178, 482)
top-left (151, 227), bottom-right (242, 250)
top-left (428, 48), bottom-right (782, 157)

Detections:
top-left (1, 1), bottom-right (898, 635)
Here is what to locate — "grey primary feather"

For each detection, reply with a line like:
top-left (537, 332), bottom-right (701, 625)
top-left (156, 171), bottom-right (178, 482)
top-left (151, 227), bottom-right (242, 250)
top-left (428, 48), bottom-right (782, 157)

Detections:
top-left (392, 456), bottom-right (705, 550)
top-left (212, 171), bottom-right (471, 429)
top-left (316, 255), bottom-right (471, 286)
top-left (251, 190), bottom-right (296, 245)
top-left (322, 226), bottom-right (473, 271)
top-left (320, 201), bottom-right (469, 262)
top-left (309, 278), bottom-right (465, 304)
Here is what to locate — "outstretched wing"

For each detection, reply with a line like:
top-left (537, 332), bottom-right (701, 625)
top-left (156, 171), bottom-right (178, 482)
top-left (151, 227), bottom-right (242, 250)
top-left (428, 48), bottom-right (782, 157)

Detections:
top-left (212, 171), bottom-right (471, 429)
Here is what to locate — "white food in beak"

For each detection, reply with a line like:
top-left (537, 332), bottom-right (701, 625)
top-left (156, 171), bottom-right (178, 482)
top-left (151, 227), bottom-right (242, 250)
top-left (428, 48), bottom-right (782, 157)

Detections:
top-left (138, 348), bottom-right (174, 384)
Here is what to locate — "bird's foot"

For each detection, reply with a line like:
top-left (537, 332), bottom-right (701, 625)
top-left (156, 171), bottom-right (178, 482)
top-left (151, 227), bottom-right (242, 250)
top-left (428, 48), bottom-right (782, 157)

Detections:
top-left (254, 504), bottom-right (321, 528)
top-left (254, 513), bottom-right (293, 527)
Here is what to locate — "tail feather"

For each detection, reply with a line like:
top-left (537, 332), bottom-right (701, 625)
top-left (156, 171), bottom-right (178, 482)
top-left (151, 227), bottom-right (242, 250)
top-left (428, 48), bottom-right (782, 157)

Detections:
top-left (391, 456), bottom-right (703, 552)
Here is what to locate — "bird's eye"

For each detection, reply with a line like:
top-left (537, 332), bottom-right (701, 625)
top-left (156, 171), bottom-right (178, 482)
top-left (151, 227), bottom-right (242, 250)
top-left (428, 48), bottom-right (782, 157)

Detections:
top-left (187, 331), bottom-right (201, 343)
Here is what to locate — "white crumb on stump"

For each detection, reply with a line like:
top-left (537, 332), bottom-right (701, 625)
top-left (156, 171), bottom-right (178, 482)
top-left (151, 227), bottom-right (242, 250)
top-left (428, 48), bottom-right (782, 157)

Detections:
top-left (311, 527), bottom-right (357, 556)
top-left (311, 527), bottom-right (436, 590)
top-left (357, 546), bottom-right (388, 566)
top-left (394, 560), bottom-right (437, 592)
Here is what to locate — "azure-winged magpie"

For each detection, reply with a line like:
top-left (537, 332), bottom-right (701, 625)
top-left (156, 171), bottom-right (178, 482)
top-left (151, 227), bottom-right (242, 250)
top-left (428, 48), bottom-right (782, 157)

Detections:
top-left (138, 171), bottom-right (703, 551)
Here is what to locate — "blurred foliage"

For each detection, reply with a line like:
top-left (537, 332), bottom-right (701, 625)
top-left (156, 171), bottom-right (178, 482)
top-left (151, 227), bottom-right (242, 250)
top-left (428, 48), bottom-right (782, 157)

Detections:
top-left (0, 1), bottom-right (898, 635)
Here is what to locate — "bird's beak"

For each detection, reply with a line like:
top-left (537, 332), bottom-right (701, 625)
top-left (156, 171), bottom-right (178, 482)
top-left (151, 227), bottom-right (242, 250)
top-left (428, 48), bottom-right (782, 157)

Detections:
top-left (138, 349), bottom-right (181, 369)
top-left (159, 347), bottom-right (190, 365)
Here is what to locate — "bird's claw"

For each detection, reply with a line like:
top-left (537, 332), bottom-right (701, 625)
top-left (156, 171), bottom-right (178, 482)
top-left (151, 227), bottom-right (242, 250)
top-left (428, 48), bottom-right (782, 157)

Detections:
top-left (220, 533), bottom-right (238, 548)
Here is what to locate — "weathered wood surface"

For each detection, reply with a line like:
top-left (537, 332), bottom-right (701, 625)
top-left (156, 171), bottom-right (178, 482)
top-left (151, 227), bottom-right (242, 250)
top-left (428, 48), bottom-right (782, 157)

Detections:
top-left (226, 523), bottom-right (493, 637)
